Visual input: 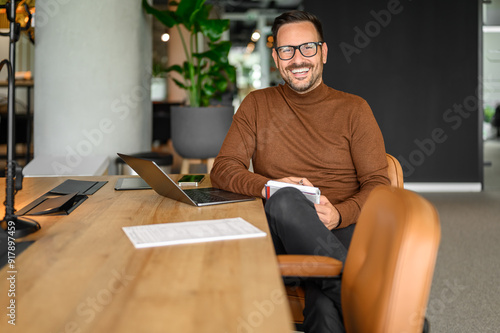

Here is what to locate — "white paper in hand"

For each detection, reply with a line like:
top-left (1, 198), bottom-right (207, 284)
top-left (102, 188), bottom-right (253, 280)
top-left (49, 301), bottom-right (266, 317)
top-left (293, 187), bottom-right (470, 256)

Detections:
top-left (264, 180), bottom-right (321, 204)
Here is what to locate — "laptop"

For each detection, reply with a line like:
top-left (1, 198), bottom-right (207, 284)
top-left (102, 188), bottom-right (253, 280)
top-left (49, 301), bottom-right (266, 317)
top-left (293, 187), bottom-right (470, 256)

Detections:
top-left (117, 153), bottom-right (255, 207)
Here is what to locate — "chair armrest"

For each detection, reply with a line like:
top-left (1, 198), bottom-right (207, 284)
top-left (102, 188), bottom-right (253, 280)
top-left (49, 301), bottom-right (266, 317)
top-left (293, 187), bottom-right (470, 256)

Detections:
top-left (277, 255), bottom-right (343, 277)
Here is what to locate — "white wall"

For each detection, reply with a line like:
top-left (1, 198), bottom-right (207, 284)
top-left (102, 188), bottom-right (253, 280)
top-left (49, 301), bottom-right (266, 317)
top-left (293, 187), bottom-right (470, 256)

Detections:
top-left (34, 0), bottom-right (153, 174)
top-left (483, 30), bottom-right (500, 109)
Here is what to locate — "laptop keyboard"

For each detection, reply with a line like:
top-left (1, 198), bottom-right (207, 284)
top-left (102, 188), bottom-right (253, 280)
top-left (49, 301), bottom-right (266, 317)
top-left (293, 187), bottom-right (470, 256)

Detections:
top-left (184, 188), bottom-right (248, 203)
top-left (184, 188), bottom-right (230, 203)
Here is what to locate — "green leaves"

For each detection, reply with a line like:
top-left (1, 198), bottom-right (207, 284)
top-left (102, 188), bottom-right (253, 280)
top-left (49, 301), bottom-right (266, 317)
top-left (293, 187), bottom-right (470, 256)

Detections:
top-left (142, 0), bottom-right (177, 28)
top-left (200, 17), bottom-right (230, 43)
top-left (143, 0), bottom-right (236, 107)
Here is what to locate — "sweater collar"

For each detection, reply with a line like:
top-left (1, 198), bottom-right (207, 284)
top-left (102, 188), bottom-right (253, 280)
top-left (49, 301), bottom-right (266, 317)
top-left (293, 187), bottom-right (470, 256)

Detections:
top-left (282, 82), bottom-right (329, 105)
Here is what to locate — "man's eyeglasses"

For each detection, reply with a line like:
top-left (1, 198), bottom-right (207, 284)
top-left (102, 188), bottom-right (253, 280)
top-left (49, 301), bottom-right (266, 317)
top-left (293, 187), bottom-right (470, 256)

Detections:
top-left (275, 42), bottom-right (324, 61)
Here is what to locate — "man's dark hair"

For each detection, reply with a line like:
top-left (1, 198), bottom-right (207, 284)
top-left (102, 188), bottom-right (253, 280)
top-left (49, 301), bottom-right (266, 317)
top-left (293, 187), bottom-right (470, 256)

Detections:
top-left (271, 10), bottom-right (324, 47)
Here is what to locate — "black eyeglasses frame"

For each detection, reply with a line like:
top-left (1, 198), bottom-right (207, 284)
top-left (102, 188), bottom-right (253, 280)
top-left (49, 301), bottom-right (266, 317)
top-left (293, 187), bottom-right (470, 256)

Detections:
top-left (274, 41), bottom-right (324, 61)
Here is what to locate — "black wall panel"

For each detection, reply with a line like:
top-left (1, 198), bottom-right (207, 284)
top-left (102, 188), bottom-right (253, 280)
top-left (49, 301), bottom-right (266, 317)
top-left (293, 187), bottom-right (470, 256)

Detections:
top-left (304, 0), bottom-right (480, 183)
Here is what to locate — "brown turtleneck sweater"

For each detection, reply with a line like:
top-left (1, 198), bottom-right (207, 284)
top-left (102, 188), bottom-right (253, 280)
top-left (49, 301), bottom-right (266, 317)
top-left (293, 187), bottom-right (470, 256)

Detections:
top-left (210, 82), bottom-right (390, 228)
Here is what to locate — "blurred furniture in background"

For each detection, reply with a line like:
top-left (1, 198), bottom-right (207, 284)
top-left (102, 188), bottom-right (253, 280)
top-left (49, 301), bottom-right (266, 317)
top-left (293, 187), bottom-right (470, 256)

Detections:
top-left (0, 78), bottom-right (34, 174)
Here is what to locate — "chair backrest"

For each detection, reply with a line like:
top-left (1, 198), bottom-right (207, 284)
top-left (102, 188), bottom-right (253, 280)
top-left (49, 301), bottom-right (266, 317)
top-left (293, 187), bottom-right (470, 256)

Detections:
top-left (341, 185), bottom-right (440, 333)
top-left (386, 153), bottom-right (404, 188)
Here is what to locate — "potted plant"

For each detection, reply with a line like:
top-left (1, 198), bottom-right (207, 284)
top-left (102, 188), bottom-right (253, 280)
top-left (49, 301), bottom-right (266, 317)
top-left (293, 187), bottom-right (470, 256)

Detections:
top-left (151, 62), bottom-right (168, 101)
top-left (142, 0), bottom-right (236, 159)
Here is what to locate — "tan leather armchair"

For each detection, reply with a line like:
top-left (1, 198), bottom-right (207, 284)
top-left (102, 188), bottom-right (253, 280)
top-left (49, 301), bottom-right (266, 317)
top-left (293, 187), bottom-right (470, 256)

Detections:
top-left (278, 154), bottom-right (441, 333)
top-left (385, 152), bottom-right (404, 188)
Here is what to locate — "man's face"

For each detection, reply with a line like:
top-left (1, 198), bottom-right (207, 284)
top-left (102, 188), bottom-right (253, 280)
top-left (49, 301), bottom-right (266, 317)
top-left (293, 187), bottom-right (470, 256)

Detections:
top-left (272, 21), bottom-right (328, 94)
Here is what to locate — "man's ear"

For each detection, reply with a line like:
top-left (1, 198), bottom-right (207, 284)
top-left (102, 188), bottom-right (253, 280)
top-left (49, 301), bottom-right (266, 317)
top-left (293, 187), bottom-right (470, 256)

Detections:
top-left (272, 48), bottom-right (279, 68)
top-left (322, 42), bottom-right (328, 64)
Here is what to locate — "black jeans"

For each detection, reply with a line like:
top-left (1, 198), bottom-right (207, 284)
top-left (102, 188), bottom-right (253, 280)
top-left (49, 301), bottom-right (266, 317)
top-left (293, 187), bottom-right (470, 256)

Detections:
top-left (265, 187), bottom-right (355, 333)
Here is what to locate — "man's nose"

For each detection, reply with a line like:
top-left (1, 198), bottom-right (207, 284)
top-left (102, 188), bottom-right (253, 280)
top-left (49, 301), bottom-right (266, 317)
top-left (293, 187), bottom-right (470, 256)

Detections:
top-left (290, 49), bottom-right (306, 62)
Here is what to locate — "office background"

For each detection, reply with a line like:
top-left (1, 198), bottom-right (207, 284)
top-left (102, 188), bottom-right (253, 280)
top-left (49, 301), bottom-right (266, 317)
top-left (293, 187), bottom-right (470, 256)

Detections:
top-left (0, 1), bottom-right (499, 332)
top-left (0, 0), bottom-right (496, 190)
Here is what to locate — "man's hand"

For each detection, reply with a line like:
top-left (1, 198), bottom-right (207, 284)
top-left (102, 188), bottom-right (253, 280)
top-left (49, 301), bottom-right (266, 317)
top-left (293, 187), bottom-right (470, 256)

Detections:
top-left (260, 177), bottom-right (313, 198)
top-left (261, 177), bottom-right (340, 229)
top-left (315, 195), bottom-right (341, 230)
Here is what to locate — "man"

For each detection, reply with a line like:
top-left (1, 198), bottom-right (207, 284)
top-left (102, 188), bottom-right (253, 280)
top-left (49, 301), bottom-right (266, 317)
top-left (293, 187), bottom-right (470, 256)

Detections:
top-left (210, 10), bottom-right (390, 332)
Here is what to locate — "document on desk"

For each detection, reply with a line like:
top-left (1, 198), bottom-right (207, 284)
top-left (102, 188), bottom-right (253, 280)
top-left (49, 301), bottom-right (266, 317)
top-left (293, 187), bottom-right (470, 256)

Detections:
top-left (122, 217), bottom-right (266, 248)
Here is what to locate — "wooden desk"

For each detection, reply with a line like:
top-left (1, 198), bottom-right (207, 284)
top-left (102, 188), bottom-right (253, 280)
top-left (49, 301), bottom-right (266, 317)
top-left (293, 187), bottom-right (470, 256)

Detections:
top-left (0, 176), bottom-right (293, 333)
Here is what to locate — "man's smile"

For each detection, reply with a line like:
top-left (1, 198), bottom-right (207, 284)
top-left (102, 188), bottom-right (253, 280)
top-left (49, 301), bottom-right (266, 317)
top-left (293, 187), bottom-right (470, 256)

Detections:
top-left (290, 67), bottom-right (310, 77)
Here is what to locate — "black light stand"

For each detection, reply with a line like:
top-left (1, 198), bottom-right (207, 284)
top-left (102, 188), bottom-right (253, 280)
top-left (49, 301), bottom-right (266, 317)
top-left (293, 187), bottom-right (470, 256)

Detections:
top-left (1, 0), bottom-right (39, 239)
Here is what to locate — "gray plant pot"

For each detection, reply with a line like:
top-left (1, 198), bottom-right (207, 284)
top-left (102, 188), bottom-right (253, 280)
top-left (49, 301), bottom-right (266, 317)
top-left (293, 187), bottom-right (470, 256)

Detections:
top-left (171, 105), bottom-right (234, 159)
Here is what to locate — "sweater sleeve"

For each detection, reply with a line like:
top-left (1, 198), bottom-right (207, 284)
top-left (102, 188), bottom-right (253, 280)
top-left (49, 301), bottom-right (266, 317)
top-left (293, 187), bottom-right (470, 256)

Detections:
top-left (333, 100), bottom-right (391, 228)
top-left (210, 94), bottom-right (269, 197)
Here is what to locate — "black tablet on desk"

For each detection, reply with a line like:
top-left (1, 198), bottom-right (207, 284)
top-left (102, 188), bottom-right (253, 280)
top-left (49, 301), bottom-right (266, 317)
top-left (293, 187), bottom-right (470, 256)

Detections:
top-left (16, 179), bottom-right (108, 216)
top-left (16, 192), bottom-right (88, 216)
top-left (114, 177), bottom-right (152, 191)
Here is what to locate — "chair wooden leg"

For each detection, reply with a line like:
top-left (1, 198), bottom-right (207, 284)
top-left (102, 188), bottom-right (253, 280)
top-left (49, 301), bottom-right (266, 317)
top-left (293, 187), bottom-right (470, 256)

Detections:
top-left (181, 158), bottom-right (215, 174)
top-left (206, 157), bottom-right (215, 174)
top-left (181, 159), bottom-right (195, 174)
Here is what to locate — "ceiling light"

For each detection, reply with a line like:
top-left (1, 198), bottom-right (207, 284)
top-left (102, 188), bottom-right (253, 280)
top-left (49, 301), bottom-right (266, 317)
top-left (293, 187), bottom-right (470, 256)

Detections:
top-left (161, 33), bottom-right (170, 42)
top-left (251, 31), bottom-right (261, 42)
